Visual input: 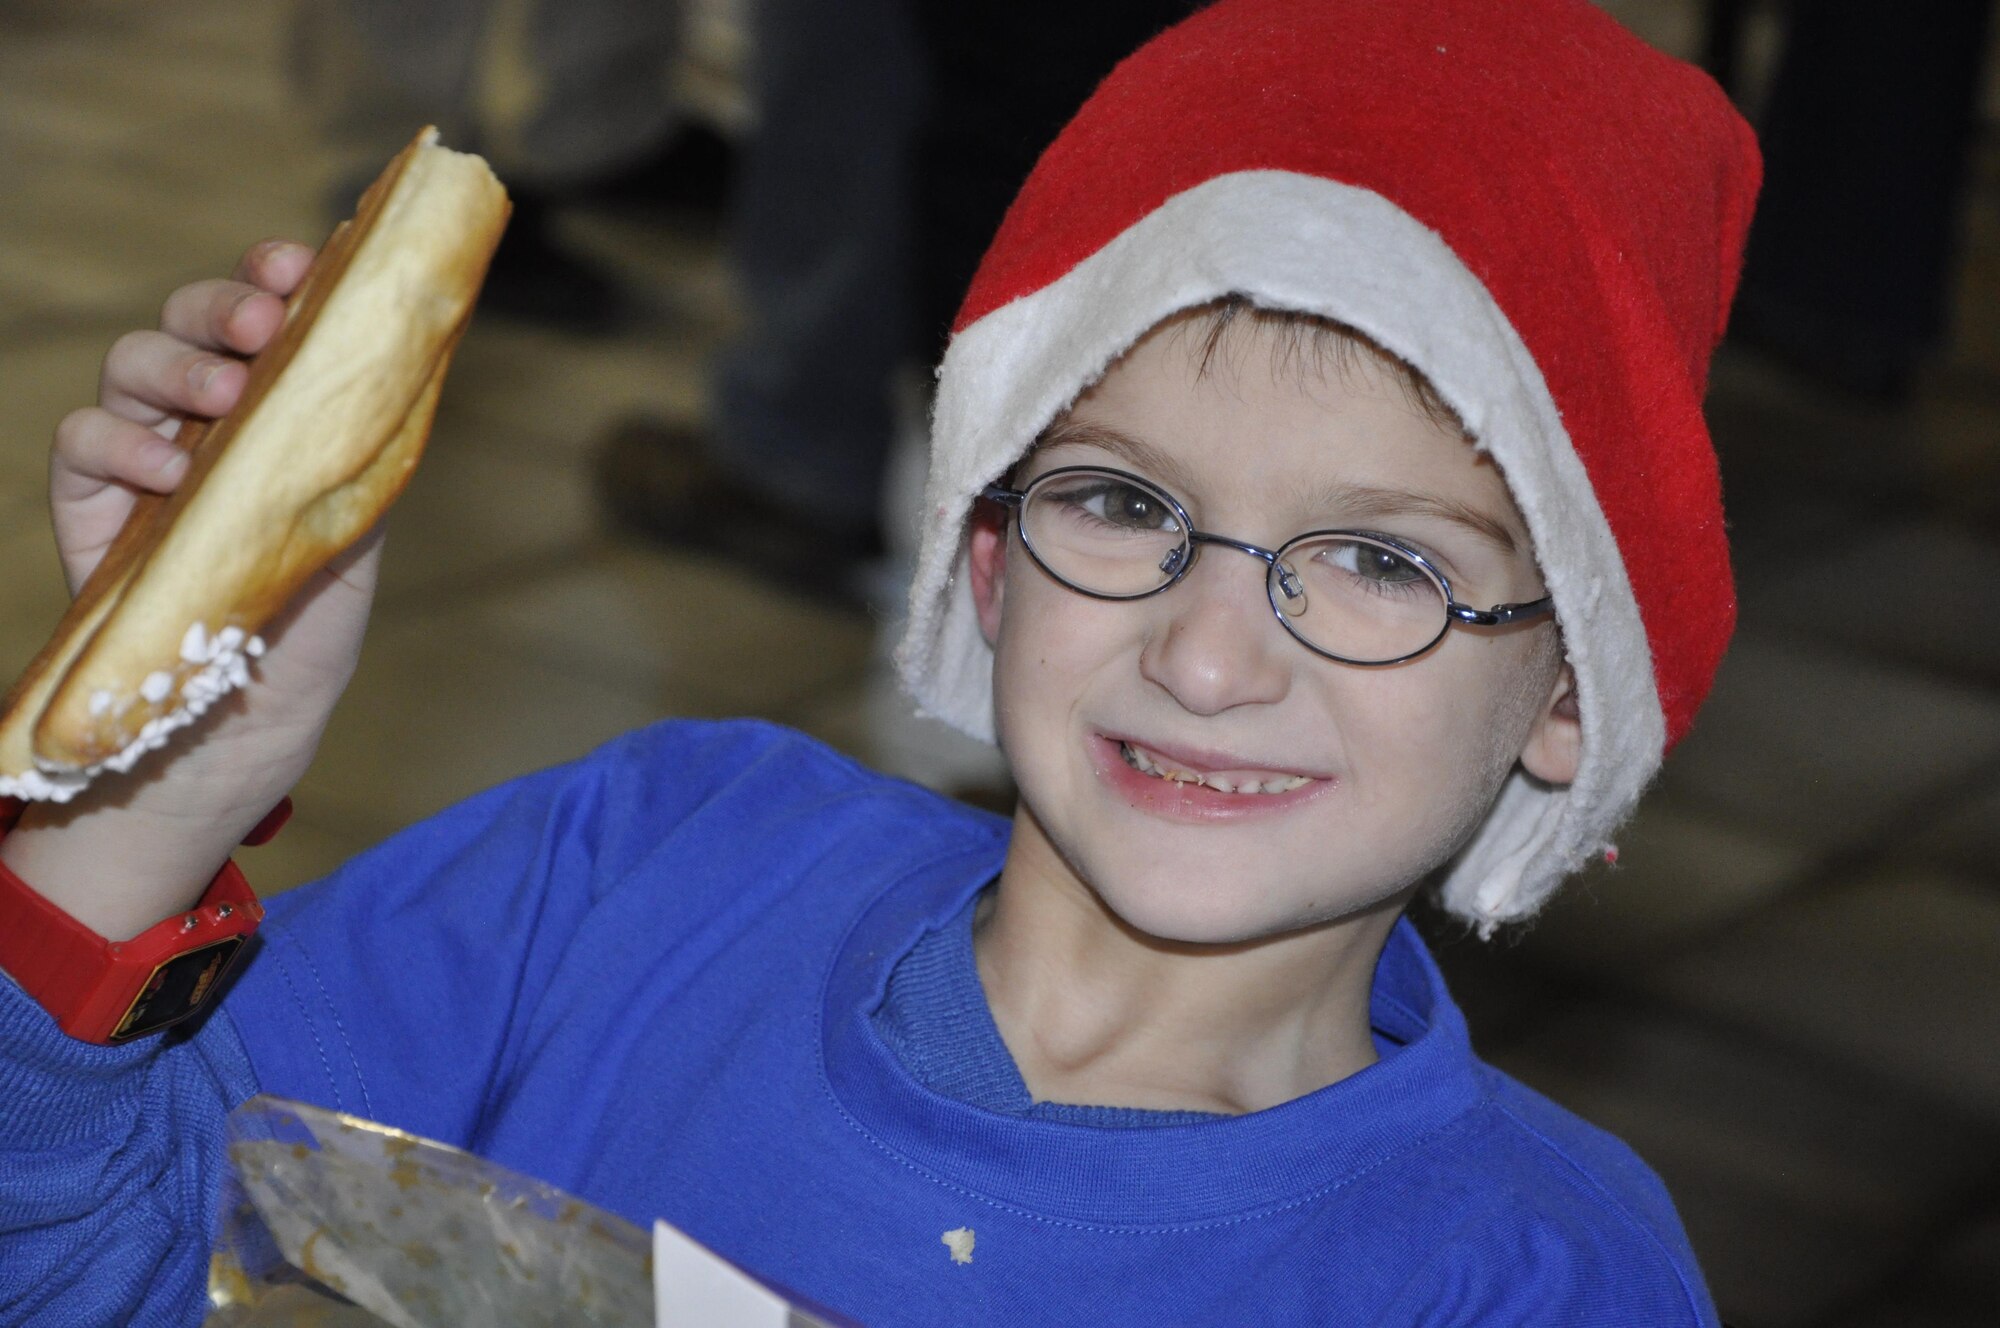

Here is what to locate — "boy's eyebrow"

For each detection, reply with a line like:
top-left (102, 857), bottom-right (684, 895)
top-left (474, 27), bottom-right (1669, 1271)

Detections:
top-left (1034, 419), bottom-right (1520, 555)
top-left (1030, 420), bottom-right (1205, 497)
top-left (1303, 482), bottom-right (1521, 555)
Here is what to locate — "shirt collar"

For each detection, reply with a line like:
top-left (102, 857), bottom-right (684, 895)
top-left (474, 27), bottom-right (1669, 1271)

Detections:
top-left (819, 849), bottom-right (1488, 1227)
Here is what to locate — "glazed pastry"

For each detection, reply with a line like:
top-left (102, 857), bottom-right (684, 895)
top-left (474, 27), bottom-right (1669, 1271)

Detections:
top-left (0, 128), bottom-right (508, 800)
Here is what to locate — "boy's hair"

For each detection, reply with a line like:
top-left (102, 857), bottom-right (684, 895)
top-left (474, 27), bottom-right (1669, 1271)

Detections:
top-left (1181, 296), bottom-right (1467, 437)
top-left (1027, 296), bottom-right (1467, 463)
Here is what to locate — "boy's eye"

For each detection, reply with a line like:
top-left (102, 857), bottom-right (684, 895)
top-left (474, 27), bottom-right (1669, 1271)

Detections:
top-left (1045, 477), bottom-right (1180, 532)
top-left (1321, 539), bottom-right (1425, 583)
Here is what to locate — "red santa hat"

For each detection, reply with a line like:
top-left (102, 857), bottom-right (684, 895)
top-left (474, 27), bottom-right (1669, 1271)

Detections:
top-left (896, 0), bottom-right (1761, 930)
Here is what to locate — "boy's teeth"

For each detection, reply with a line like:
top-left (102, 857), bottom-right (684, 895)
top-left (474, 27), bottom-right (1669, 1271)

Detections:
top-left (1118, 742), bottom-right (1312, 795)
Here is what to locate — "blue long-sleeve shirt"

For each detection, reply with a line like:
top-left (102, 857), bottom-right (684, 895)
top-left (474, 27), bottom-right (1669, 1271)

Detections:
top-left (2, 720), bottom-right (1717, 1326)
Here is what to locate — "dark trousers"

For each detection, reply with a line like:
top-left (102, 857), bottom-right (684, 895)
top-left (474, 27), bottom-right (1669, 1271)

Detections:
top-left (713, 0), bottom-right (1202, 528)
top-left (1734, 0), bottom-right (1994, 389)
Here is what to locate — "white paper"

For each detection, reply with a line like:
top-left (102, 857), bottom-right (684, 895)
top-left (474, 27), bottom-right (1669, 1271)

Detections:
top-left (653, 1219), bottom-right (794, 1328)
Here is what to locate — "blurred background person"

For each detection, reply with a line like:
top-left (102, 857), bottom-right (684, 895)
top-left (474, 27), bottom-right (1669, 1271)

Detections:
top-left (1715, 0), bottom-right (1995, 401)
top-left (293, 0), bottom-right (737, 333)
top-left (594, 0), bottom-right (1207, 604)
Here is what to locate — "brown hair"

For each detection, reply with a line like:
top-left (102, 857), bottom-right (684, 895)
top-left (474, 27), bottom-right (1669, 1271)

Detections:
top-left (1177, 294), bottom-right (1467, 437)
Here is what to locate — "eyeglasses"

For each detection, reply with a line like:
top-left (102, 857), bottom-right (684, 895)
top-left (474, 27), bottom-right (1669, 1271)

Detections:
top-left (981, 466), bottom-right (1555, 666)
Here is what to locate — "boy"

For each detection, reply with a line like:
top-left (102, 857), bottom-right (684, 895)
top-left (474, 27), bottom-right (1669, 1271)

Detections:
top-left (0, 0), bottom-right (1758, 1323)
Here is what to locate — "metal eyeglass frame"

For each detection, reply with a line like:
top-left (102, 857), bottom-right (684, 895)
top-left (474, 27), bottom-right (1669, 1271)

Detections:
top-left (980, 465), bottom-right (1556, 666)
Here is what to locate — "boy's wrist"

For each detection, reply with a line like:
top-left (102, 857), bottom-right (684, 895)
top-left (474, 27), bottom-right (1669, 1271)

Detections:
top-left (0, 833), bottom-right (262, 1044)
top-left (0, 798), bottom-right (272, 1043)
top-left (0, 791), bottom-right (287, 942)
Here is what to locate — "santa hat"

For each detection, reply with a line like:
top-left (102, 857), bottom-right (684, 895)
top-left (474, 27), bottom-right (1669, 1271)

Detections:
top-left (896, 0), bottom-right (1761, 930)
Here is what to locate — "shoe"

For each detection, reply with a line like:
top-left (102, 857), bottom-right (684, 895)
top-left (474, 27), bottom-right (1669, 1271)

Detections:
top-left (594, 416), bottom-right (884, 607)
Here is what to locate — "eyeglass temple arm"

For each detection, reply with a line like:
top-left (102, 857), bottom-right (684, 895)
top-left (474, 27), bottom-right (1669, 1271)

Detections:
top-left (1447, 596), bottom-right (1556, 627)
top-left (980, 484), bottom-right (1025, 506)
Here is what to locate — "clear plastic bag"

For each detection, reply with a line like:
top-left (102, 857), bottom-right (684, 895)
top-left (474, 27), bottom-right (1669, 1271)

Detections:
top-left (202, 1095), bottom-right (653, 1328)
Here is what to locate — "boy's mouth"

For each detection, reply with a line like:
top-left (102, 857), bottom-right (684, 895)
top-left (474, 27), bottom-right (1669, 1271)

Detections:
top-left (1117, 740), bottom-right (1315, 795)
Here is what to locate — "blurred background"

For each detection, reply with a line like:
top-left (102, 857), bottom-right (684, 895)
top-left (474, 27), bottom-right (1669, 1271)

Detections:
top-left (0, 0), bottom-right (1995, 1322)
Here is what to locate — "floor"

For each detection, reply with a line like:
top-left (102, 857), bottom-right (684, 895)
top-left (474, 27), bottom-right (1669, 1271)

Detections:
top-left (1, 3), bottom-right (1995, 1324)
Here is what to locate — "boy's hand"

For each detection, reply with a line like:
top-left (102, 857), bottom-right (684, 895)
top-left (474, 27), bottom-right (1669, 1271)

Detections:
top-left (6, 239), bottom-right (384, 940)
top-left (51, 241), bottom-right (313, 591)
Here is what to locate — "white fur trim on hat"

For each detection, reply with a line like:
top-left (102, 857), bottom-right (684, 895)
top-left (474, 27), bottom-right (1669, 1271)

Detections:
top-left (895, 171), bottom-right (1665, 931)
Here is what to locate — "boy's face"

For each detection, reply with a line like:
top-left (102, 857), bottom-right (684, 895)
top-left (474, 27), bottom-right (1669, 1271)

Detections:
top-left (970, 317), bottom-right (1579, 945)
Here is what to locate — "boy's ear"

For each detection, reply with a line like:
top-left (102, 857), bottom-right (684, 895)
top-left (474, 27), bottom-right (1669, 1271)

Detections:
top-left (1519, 663), bottom-right (1582, 786)
top-left (967, 500), bottom-right (1008, 646)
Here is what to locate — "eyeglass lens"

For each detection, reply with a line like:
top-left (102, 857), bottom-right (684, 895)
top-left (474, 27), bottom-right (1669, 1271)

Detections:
top-left (1271, 534), bottom-right (1448, 661)
top-left (1019, 470), bottom-right (1189, 597)
top-left (1018, 468), bottom-right (1451, 663)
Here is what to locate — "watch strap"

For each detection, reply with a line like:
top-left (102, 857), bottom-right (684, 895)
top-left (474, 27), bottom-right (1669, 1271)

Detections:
top-left (0, 798), bottom-right (272, 1043)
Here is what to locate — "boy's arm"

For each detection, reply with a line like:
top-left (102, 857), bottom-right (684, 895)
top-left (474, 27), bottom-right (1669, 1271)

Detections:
top-left (0, 741), bottom-right (626, 1325)
top-left (0, 239), bottom-right (376, 942)
top-left (0, 237), bottom-right (399, 1323)
top-left (0, 971), bottom-right (261, 1325)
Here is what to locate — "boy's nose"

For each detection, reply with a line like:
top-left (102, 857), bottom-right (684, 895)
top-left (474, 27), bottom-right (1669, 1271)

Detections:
top-left (1137, 553), bottom-right (1293, 715)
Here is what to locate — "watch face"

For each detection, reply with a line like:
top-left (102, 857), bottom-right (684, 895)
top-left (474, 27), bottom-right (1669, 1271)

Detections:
top-left (111, 937), bottom-right (246, 1042)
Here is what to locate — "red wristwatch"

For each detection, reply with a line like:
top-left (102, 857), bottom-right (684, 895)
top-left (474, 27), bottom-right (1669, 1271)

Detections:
top-left (0, 797), bottom-right (287, 1044)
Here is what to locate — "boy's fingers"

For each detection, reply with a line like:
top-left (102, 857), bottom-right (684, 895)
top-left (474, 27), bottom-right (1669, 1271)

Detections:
top-left (231, 238), bottom-right (315, 296)
top-left (159, 279), bottom-right (287, 357)
top-left (116, 242), bottom-right (310, 426)
top-left (99, 329), bottom-right (248, 427)
top-left (53, 407), bottom-right (190, 501)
